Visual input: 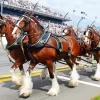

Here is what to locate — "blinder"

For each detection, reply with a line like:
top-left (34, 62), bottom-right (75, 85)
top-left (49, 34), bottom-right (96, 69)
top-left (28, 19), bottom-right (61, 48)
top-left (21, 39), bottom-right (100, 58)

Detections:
top-left (83, 31), bottom-right (86, 35)
top-left (19, 15), bottom-right (31, 36)
top-left (0, 22), bottom-right (5, 33)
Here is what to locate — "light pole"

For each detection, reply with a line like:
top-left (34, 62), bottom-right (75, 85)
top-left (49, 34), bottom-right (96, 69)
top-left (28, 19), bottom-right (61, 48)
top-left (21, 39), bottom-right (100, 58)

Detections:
top-left (90, 16), bottom-right (97, 26)
top-left (76, 11), bottom-right (86, 35)
top-left (62, 12), bottom-right (69, 25)
top-left (1, 0), bottom-right (5, 14)
top-left (73, 10), bottom-right (75, 26)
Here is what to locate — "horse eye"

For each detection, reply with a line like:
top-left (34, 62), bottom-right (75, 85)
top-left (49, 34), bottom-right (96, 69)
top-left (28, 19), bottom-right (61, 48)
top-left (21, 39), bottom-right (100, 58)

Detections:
top-left (83, 31), bottom-right (86, 35)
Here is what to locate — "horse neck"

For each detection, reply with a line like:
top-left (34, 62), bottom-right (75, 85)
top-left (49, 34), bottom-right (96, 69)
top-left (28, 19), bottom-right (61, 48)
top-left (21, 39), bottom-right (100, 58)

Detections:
top-left (92, 32), bottom-right (100, 47)
top-left (70, 30), bottom-right (77, 38)
top-left (5, 21), bottom-right (15, 44)
top-left (28, 21), bottom-right (44, 44)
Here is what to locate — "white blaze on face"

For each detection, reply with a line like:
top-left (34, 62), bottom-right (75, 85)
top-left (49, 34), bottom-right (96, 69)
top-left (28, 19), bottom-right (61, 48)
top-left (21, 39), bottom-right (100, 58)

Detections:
top-left (64, 29), bottom-right (68, 33)
top-left (84, 30), bottom-right (90, 43)
top-left (12, 17), bottom-right (24, 38)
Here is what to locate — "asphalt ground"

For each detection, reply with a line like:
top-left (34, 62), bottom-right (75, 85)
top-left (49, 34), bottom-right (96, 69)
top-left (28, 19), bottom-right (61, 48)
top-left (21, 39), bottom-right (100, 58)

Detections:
top-left (1, 69), bottom-right (100, 100)
top-left (0, 46), bottom-right (100, 100)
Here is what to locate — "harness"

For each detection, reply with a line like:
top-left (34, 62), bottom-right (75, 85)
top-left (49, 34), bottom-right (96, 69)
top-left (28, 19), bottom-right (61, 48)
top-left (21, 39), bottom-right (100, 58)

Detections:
top-left (27, 32), bottom-right (51, 48)
top-left (78, 39), bottom-right (87, 55)
top-left (6, 35), bottom-right (26, 50)
top-left (87, 28), bottom-right (100, 51)
top-left (51, 35), bottom-right (63, 52)
top-left (0, 18), bottom-right (29, 62)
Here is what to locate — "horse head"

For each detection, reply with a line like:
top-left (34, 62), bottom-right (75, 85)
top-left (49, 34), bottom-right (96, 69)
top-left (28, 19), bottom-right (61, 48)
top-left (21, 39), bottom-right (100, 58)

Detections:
top-left (63, 26), bottom-right (77, 38)
top-left (12, 12), bottom-right (44, 42)
top-left (84, 26), bottom-right (99, 48)
top-left (0, 14), bottom-right (6, 35)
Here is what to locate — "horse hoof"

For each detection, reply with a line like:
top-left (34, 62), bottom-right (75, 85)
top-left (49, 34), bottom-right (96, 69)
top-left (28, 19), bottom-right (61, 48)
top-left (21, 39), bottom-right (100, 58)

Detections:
top-left (41, 76), bottom-right (46, 80)
top-left (69, 81), bottom-right (78, 87)
top-left (91, 76), bottom-right (100, 81)
top-left (47, 88), bottom-right (59, 96)
top-left (16, 85), bottom-right (21, 88)
top-left (19, 93), bottom-right (30, 98)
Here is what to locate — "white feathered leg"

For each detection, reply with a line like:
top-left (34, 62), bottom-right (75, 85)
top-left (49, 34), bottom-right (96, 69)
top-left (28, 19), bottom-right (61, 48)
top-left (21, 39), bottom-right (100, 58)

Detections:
top-left (47, 73), bottom-right (60, 96)
top-left (47, 62), bottom-right (59, 96)
top-left (10, 69), bottom-right (24, 87)
top-left (92, 63), bottom-right (100, 80)
top-left (19, 71), bottom-right (33, 98)
top-left (69, 64), bottom-right (80, 87)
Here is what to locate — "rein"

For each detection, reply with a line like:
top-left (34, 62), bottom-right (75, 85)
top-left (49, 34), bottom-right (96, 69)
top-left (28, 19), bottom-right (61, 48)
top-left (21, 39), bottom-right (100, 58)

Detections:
top-left (0, 19), bottom-right (14, 63)
top-left (0, 19), bottom-right (28, 63)
top-left (0, 34), bottom-right (14, 63)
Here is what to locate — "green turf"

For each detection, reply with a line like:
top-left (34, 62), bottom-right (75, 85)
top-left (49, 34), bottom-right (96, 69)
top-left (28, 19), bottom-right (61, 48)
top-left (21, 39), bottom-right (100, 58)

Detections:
top-left (92, 96), bottom-right (100, 100)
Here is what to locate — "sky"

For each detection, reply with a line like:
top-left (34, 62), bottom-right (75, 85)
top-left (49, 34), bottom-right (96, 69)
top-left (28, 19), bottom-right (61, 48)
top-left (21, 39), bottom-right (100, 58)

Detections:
top-left (27, 0), bottom-right (100, 28)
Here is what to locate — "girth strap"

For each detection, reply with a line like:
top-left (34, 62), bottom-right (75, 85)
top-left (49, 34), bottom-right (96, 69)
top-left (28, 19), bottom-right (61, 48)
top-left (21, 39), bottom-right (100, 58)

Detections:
top-left (60, 36), bottom-right (70, 56)
top-left (51, 35), bottom-right (63, 52)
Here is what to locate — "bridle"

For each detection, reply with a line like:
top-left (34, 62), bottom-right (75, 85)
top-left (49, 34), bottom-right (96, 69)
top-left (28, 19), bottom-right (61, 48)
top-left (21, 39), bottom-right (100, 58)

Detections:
top-left (15, 15), bottom-right (44, 37)
top-left (0, 19), bottom-right (6, 35)
top-left (85, 28), bottom-right (100, 48)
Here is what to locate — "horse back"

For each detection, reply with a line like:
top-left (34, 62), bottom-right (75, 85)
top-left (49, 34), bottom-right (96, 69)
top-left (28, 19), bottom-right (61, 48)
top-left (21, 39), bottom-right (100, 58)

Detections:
top-left (47, 35), bottom-right (81, 56)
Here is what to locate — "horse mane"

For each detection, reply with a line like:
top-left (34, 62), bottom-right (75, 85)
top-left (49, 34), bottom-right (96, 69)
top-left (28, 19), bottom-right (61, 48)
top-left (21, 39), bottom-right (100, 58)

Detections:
top-left (7, 19), bottom-right (15, 27)
top-left (71, 28), bottom-right (77, 37)
top-left (88, 26), bottom-right (100, 37)
top-left (31, 15), bottom-right (44, 31)
top-left (67, 26), bottom-right (77, 37)
top-left (88, 26), bottom-right (97, 33)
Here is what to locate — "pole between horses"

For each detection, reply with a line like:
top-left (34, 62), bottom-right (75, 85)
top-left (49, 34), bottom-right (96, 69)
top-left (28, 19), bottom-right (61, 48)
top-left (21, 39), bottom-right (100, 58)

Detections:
top-left (76, 17), bottom-right (85, 35)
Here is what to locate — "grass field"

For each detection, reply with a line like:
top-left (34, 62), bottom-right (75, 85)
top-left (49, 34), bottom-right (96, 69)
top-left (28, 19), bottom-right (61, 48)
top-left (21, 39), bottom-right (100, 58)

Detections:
top-left (91, 95), bottom-right (100, 100)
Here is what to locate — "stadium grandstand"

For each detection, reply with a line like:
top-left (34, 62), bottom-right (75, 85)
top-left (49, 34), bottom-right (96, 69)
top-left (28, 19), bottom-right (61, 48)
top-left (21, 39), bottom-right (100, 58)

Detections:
top-left (0, 0), bottom-right (71, 32)
top-left (0, 0), bottom-right (72, 44)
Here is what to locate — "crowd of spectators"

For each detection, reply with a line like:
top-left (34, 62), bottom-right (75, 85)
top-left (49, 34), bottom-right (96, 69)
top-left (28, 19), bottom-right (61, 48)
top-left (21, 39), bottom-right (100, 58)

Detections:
top-left (4, 14), bottom-right (67, 35)
top-left (3, 14), bottom-right (85, 38)
top-left (4, 0), bottom-right (65, 18)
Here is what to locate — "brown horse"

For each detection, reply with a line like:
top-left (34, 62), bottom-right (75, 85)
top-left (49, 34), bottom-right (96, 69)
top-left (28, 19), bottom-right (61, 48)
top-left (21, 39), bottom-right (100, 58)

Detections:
top-left (64, 26), bottom-right (92, 55)
top-left (63, 26), bottom-right (78, 38)
top-left (84, 26), bottom-right (100, 80)
top-left (0, 14), bottom-right (34, 92)
top-left (12, 12), bottom-right (90, 97)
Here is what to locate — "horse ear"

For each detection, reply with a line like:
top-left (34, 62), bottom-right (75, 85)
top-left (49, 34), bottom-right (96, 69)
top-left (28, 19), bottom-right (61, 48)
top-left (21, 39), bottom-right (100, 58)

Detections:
top-left (24, 12), bottom-right (32, 16)
top-left (69, 25), bottom-right (73, 29)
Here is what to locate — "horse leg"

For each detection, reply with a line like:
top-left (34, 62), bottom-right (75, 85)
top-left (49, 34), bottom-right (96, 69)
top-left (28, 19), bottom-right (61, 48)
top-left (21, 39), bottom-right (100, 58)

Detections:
top-left (92, 52), bottom-right (100, 80)
top-left (47, 61), bottom-right (60, 96)
top-left (19, 61), bottom-right (36, 98)
top-left (64, 56), bottom-right (80, 87)
top-left (10, 62), bottom-right (23, 87)
top-left (40, 62), bottom-right (56, 80)
top-left (19, 64), bottom-right (25, 76)
top-left (40, 67), bottom-right (48, 79)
